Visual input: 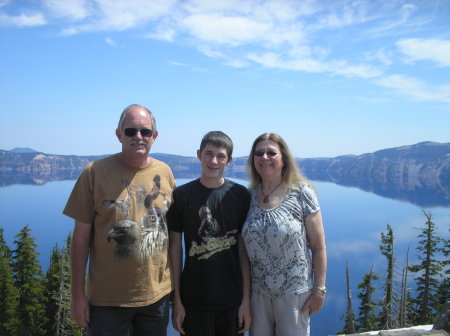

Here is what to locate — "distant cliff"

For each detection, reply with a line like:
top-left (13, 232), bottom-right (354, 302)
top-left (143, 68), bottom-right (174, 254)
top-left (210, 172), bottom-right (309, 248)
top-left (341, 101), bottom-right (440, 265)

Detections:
top-left (298, 141), bottom-right (450, 207)
top-left (1, 141), bottom-right (449, 206)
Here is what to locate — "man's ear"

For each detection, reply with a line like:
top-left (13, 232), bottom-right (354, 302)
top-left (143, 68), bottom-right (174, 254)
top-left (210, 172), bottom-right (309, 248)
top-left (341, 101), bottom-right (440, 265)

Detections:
top-left (116, 128), bottom-right (122, 143)
top-left (152, 130), bottom-right (159, 140)
top-left (227, 156), bottom-right (233, 165)
top-left (197, 149), bottom-right (201, 160)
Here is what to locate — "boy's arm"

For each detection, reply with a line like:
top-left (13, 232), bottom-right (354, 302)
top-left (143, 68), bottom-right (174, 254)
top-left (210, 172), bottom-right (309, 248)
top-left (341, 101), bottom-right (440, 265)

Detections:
top-left (237, 236), bottom-right (252, 333)
top-left (169, 230), bottom-right (186, 335)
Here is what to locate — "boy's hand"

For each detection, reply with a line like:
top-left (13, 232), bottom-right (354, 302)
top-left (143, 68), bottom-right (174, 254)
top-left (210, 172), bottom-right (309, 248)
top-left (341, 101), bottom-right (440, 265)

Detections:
top-left (238, 300), bottom-right (252, 333)
top-left (172, 300), bottom-right (186, 335)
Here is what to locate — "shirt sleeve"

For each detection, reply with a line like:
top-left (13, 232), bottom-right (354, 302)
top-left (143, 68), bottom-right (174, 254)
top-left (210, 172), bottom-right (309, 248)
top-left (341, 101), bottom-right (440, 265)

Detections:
top-left (238, 187), bottom-right (251, 232)
top-left (298, 184), bottom-right (320, 218)
top-left (62, 164), bottom-right (95, 224)
top-left (166, 187), bottom-right (183, 233)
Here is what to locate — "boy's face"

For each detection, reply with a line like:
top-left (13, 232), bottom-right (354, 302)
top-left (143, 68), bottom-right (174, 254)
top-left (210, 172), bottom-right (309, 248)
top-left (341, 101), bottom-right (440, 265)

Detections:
top-left (197, 144), bottom-right (231, 180)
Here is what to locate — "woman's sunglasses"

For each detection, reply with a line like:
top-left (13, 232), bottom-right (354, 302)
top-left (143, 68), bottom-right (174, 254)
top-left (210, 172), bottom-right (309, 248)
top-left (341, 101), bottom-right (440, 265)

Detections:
top-left (124, 128), bottom-right (153, 137)
top-left (254, 150), bottom-right (279, 157)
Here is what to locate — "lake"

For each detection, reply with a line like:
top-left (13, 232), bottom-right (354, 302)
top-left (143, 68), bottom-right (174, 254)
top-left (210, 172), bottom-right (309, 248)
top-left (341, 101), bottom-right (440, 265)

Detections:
top-left (0, 177), bottom-right (449, 336)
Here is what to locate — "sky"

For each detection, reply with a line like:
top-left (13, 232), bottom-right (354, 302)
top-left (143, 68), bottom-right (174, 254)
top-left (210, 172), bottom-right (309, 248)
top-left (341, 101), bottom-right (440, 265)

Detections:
top-left (0, 0), bottom-right (449, 159)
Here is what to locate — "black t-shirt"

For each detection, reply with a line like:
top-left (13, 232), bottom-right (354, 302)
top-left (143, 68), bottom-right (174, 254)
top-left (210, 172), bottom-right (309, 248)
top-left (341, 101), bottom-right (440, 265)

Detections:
top-left (167, 179), bottom-right (250, 310)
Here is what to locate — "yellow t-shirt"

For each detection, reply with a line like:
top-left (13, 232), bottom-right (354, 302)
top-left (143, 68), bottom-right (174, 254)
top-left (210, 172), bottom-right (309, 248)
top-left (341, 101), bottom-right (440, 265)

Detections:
top-left (63, 154), bottom-right (175, 307)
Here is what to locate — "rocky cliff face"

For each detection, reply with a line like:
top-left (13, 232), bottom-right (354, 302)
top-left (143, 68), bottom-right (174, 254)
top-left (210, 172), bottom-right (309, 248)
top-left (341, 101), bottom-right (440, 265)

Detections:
top-left (1, 141), bottom-right (448, 206)
top-left (298, 142), bottom-right (450, 207)
top-left (0, 151), bottom-right (105, 185)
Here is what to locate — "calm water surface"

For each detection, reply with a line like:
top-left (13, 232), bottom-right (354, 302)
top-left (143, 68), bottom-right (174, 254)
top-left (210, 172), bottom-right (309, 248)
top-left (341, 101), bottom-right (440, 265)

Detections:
top-left (0, 178), bottom-right (448, 336)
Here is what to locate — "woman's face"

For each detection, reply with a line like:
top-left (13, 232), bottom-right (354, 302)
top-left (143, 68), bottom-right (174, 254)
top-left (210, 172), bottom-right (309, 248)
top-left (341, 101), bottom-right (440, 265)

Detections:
top-left (253, 140), bottom-right (284, 180)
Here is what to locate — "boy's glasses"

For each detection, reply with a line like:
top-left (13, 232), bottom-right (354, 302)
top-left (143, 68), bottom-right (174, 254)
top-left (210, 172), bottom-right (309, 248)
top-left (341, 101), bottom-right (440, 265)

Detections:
top-left (124, 128), bottom-right (153, 137)
top-left (254, 150), bottom-right (279, 157)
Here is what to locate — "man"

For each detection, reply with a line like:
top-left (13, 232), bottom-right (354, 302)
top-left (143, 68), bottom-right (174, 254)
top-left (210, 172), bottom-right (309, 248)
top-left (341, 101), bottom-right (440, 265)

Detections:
top-left (167, 131), bottom-right (251, 336)
top-left (63, 104), bottom-right (175, 336)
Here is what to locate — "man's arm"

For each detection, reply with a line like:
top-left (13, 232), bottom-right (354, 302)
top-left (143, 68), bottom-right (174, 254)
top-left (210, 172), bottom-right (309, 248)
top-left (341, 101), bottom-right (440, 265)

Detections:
top-left (301, 211), bottom-right (327, 315)
top-left (169, 231), bottom-right (186, 335)
top-left (71, 220), bottom-right (92, 328)
top-left (237, 236), bottom-right (252, 333)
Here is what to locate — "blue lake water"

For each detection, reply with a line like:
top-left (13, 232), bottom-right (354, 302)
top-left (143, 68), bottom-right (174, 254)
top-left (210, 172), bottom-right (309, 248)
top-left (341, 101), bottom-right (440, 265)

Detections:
top-left (0, 178), bottom-right (448, 336)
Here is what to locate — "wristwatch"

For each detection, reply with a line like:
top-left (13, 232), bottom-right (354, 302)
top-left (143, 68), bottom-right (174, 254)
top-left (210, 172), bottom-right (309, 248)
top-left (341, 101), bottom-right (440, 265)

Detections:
top-left (313, 286), bottom-right (327, 294)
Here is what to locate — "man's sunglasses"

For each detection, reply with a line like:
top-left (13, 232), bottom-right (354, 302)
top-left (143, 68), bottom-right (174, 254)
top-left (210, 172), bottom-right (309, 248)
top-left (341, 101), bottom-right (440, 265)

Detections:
top-left (254, 150), bottom-right (279, 157)
top-left (124, 128), bottom-right (153, 137)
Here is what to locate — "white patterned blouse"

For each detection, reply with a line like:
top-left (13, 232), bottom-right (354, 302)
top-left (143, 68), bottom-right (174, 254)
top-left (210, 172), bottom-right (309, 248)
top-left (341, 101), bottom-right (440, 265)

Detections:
top-left (242, 183), bottom-right (321, 298)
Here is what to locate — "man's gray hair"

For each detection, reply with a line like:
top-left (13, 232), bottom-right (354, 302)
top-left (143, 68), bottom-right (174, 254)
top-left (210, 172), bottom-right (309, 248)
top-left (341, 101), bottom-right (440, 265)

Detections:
top-left (117, 104), bottom-right (157, 131)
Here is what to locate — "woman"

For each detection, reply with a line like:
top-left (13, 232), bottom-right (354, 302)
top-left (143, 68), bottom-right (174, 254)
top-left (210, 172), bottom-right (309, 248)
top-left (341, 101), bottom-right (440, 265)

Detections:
top-left (242, 133), bottom-right (327, 336)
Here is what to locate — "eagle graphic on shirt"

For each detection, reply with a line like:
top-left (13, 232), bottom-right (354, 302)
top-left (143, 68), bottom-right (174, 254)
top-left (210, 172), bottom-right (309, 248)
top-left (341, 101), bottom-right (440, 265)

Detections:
top-left (104, 175), bottom-right (169, 260)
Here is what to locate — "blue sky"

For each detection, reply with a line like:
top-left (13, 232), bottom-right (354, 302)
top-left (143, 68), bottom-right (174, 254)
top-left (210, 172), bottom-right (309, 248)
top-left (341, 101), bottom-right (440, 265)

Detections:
top-left (1, 0), bottom-right (449, 158)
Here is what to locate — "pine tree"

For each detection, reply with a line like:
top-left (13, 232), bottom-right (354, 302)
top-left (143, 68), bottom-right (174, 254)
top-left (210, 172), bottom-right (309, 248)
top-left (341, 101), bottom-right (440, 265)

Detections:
top-left (378, 224), bottom-right (397, 329)
top-left (0, 228), bottom-right (19, 335)
top-left (45, 244), bottom-right (63, 335)
top-left (45, 233), bottom-right (83, 336)
top-left (12, 225), bottom-right (48, 336)
top-left (339, 261), bottom-right (356, 334)
top-left (356, 265), bottom-right (380, 332)
top-left (398, 246), bottom-right (414, 328)
top-left (435, 230), bottom-right (449, 314)
top-left (409, 210), bottom-right (446, 324)
top-left (57, 234), bottom-right (83, 336)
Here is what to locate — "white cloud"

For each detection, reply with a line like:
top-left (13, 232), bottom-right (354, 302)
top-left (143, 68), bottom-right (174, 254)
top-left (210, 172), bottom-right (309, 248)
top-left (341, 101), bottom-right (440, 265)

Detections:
top-left (247, 52), bottom-right (382, 79)
top-left (374, 74), bottom-right (450, 103)
top-left (105, 37), bottom-right (118, 47)
top-left (43, 0), bottom-right (92, 21)
top-left (168, 61), bottom-right (187, 67)
top-left (0, 11), bottom-right (46, 27)
top-left (145, 28), bottom-right (176, 42)
top-left (327, 240), bottom-right (378, 259)
top-left (56, 0), bottom-right (177, 34)
top-left (311, 0), bottom-right (374, 30)
top-left (2, 0), bottom-right (448, 104)
top-left (397, 38), bottom-right (450, 67)
top-left (182, 14), bottom-right (271, 47)
top-left (365, 48), bottom-right (393, 66)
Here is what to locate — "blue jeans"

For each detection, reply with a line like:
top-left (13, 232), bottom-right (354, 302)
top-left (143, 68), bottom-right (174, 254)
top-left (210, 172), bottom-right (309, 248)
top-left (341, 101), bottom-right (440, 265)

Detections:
top-left (88, 294), bottom-right (170, 336)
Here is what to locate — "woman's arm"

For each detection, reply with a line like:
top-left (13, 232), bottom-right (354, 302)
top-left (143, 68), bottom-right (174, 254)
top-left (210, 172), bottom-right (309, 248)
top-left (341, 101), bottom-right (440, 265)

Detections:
top-left (301, 211), bottom-right (327, 315)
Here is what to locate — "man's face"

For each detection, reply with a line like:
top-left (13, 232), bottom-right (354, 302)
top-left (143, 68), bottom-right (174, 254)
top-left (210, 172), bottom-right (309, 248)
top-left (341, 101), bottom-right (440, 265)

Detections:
top-left (116, 107), bottom-right (158, 158)
top-left (197, 144), bottom-right (231, 180)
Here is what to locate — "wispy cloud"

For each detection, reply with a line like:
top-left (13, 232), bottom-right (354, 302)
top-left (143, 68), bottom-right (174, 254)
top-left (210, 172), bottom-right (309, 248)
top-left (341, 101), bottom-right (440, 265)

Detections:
top-left (0, 11), bottom-right (46, 27)
top-left (105, 37), bottom-right (118, 47)
top-left (374, 74), bottom-right (450, 103)
top-left (42, 0), bottom-right (92, 21)
top-left (168, 61), bottom-right (187, 67)
top-left (397, 38), bottom-right (450, 67)
top-left (1, 0), bottom-right (449, 104)
top-left (54, 0), bottom-right (177, 34)
top-left (247, 52), bottom-right (382, 79)
top-left (327, 240), bottom-right (378, 259)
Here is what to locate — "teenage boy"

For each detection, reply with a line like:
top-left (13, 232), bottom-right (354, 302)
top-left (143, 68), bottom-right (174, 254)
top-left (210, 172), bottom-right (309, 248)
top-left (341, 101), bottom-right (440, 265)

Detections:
top-left (167, 131), bottom-right (251, 336)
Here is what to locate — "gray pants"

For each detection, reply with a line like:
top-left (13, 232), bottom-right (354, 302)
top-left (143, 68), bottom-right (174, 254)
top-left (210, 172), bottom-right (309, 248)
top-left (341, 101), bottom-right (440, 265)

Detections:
top-left (250, 291), bottom-right (311, 336)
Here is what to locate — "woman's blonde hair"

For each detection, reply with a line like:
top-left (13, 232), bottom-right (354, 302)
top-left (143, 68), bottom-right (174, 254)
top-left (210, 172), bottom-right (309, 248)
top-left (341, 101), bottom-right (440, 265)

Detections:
top-left (246, 133), bottom-right (312, 191)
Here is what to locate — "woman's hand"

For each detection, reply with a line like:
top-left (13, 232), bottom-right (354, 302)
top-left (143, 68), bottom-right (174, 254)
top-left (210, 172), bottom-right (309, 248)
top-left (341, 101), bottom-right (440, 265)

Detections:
top-left (301, 290), bottom-right (325, 316)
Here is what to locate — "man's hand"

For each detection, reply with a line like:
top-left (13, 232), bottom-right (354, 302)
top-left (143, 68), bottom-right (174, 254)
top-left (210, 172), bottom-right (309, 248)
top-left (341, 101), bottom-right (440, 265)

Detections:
top-left (71, 294), bottom-right (89, 328)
